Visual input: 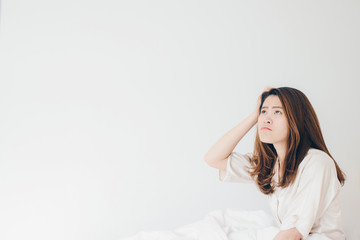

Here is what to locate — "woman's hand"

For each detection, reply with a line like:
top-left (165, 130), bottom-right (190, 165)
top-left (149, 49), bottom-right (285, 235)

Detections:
top-left (254, 86), bottom-right (273, 115)
top-left (273, 227), bottom-right (303, 240)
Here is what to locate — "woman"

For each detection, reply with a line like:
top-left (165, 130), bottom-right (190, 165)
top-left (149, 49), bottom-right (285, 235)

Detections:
top-left (204, 87), bottom-right (346, 240)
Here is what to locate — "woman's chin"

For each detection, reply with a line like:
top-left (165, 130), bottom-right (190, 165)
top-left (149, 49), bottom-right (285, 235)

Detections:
top-left (259, 138), bottom-right (273, 144)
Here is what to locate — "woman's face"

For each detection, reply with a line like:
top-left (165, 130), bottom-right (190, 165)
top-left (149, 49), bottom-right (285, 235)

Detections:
top-left (258, 95), bottom-right (289, 146)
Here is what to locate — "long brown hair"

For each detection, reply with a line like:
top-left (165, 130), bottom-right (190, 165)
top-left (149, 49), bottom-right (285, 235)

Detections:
top-left (249, 87), bottom-right (346, 195)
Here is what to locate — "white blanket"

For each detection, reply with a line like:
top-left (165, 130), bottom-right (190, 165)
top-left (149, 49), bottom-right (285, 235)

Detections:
top-left (122, 208), bottom-right (280, 240)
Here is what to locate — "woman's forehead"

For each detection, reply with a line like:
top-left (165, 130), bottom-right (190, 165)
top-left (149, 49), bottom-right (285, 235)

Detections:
top-left (262, 95), bottom-right (283, 107)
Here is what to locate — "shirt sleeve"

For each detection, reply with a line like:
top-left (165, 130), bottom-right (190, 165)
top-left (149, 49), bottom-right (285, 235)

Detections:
top-left (219, 151), bottom-right (254, 183)
top-left (279, 154), bottom-right (341, 239)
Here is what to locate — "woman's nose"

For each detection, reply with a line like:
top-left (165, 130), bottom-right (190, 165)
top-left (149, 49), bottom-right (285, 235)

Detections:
top-left (264, 116), bottom-right (272, 124)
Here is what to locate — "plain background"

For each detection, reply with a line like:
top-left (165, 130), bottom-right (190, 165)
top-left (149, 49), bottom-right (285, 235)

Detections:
top-left (0, 0), bottom-right (359, 239)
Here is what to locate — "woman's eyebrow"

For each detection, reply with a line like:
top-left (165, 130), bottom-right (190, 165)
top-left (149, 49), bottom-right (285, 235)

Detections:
top-left (261, 106), bottom-right (283, 109)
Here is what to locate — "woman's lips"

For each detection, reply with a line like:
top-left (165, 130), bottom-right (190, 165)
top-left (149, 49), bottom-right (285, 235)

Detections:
top-left (261, 127), bottom-right (272, 131)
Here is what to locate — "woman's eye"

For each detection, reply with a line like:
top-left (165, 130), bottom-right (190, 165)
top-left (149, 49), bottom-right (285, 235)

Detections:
top-left (275, 110), bottom-right (282, 114)
top-left (261, 110), bottom-right (266, 114)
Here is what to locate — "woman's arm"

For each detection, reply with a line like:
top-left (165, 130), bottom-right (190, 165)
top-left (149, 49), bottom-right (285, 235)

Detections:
top-left (204, 110), bottom-right (258, 164)
top-left (204, 86), bottom-right (271, 164)
top-left (273, 227), bottom-right (303, 240)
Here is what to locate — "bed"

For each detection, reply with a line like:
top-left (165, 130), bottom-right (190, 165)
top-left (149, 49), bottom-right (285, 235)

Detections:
top-left (121, 208), bottom-right (333, 240)
top-left (122, 208), bottom-right (279, 240)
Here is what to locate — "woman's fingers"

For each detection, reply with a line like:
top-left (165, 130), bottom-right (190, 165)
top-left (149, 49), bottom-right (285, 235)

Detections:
top-left (263, 86), bottom-right (273, 92)
top-left (255, 86), bottom-right (273, 112)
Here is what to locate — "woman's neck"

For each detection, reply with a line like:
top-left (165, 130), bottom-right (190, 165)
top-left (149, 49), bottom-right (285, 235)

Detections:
top-left (273, 142), bottom-right (287, 169)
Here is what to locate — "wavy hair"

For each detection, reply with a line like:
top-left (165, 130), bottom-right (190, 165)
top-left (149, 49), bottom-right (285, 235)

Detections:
top-left (248, 87), bottom-right (346, 195)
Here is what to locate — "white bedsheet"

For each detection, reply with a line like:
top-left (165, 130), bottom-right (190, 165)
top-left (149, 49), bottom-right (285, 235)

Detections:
top-left (121, 208), bottom-right (280, 240)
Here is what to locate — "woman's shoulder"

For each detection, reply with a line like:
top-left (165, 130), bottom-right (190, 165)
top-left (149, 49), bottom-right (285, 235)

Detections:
top-left (299, 148), bottom-right (336, 172)
top-left (231, 151), bottom-right (253, 159)
top-left (295, 148), bottom-right (341, 192)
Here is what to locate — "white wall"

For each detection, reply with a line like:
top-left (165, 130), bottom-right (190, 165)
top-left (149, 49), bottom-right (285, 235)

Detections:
top-left (0, 1), bottom-right (359, 239)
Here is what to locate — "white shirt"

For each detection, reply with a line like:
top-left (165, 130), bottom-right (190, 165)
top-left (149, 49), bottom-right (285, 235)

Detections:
top-left (219, 148), bottom-right (345, 240)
